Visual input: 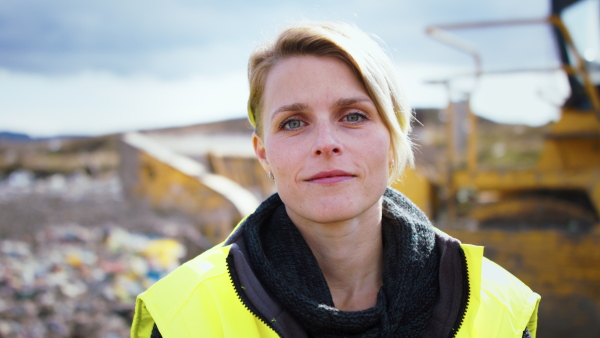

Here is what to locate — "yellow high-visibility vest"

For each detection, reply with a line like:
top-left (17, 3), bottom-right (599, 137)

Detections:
top-left (131, 241), bottom-right (539, 338)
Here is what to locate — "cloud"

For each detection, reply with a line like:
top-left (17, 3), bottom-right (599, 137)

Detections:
top-left (0, 0), bottom-right (565, 136)
top-left (471, 70), bottom-right (569, 125)
top-left (0, 0), bottom-right (550, 77)
top-left (0, 69), bottom-right (248, 136)
top-left (0, 0), bottom-right (267, 76)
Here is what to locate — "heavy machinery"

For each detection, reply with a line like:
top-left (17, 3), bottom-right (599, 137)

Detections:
top-left (425, 0), bottom-right (600, 229)
top-left (393, 0), bottom-right (600, 336)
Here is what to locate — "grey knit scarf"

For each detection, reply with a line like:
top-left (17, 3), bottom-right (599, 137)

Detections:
top-left (243, 188), bottom-right (440, 337)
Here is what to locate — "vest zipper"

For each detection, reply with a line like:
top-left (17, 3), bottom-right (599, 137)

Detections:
top-left (449, 246), bottom-right (471, 338)
top-left (226, 253), bottom-right (283, 337)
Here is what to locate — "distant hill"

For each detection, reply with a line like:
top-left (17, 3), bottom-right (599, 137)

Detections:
top-left (0, 131), bottom-right (31, 142)
top-left (0, 131), bottom-right (94, 143)
top-left (140, 117), bottom-right (254, 136)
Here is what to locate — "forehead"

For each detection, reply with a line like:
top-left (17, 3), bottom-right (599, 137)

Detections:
top-left (262, 56), bottom-right (370, 113)
top-left (266, 55), bottom-right (360, 87)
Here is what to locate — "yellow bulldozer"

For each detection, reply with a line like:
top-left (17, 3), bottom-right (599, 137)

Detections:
top-left (391, 0), bottom-right (600, 336)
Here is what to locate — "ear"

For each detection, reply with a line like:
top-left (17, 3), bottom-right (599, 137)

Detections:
top-left (388, 146), bottom-right (395, 167)
top-left (252, 132), bottom-right (271, 173)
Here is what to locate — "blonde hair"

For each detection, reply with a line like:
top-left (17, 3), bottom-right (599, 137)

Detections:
top-left (247, 22), bottom-right (414, 183)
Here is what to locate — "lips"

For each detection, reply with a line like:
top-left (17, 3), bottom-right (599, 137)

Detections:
top-left (306, 170), bottom-right (355, 184)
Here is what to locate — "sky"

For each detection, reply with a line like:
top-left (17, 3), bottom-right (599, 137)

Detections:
top-left (0, 0), bottom-right (587, 137)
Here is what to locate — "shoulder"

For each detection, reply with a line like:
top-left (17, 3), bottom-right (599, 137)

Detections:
top-left (460, 244), bottom-right (540, 337)
top-left (142, 243), bottom-right (232, 311)
top-left (479, 257), bottom-right (541, 335)
top-left (131, 244), bottom-right (234, 337)
top-left (479, 257), bottom-right (539, 309)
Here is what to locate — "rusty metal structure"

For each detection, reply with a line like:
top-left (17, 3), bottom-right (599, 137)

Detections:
top-left (398, 0), bottom-right (600, 336)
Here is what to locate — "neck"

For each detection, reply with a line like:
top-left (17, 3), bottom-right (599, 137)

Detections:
top-left (286, 204), bottom-right (384, 311)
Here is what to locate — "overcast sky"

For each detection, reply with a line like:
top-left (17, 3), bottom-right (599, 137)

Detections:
top-left (0, 0), bottom-right (577, 137)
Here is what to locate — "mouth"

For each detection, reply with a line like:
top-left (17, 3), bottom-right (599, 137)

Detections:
top-left (306, 170), bottom-right (355, 184)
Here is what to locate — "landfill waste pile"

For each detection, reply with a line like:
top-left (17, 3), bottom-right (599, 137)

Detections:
top-left (0, 170), bottom-right (201, 337)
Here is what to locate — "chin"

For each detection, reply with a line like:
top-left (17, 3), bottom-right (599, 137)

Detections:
top-left (284, 194), bottom-right (384, 226)
top-left (307, 210), bottom-right (358, 224)
top-left (296, 212), bottom-right (358, 226)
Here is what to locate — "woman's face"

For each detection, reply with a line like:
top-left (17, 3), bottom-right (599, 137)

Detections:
top-left (253, 55), bottom-right (391, 225)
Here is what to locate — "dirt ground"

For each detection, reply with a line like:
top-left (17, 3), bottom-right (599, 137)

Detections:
top-left (0, 171), bottom-right (191, 239)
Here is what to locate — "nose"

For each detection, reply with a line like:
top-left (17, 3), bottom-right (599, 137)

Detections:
top-left (312, 123), bottom-right (342, 156)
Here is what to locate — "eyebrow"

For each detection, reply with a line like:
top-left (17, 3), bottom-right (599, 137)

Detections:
top-left (332, 96), bottom-right (372, 108)
top-left (271, 96), bottom-right (373, 117)
top-left (271, 102), bottom-right (309, 116)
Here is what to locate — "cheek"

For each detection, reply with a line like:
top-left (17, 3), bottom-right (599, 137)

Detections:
top-left (357, 128), bottom-right (389, 154)
top-left (366, 135), bottom-right (392, 175)
top-left (266, 140), bottom-right (297, 174)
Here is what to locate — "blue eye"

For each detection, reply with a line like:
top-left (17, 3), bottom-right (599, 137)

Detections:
top-left (282, 119), bottom-right (305, 130)
top-left (343, 112), bottom-right (367, 123)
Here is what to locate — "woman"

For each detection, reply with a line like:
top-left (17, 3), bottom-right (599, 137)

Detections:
top-left (131, 22), bottom-right (540, 338)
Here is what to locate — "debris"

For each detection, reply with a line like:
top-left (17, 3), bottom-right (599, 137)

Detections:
top-left (0, 172), bottom-right (195, 337)
top-left (0, 224), bottom-right (185, 337)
